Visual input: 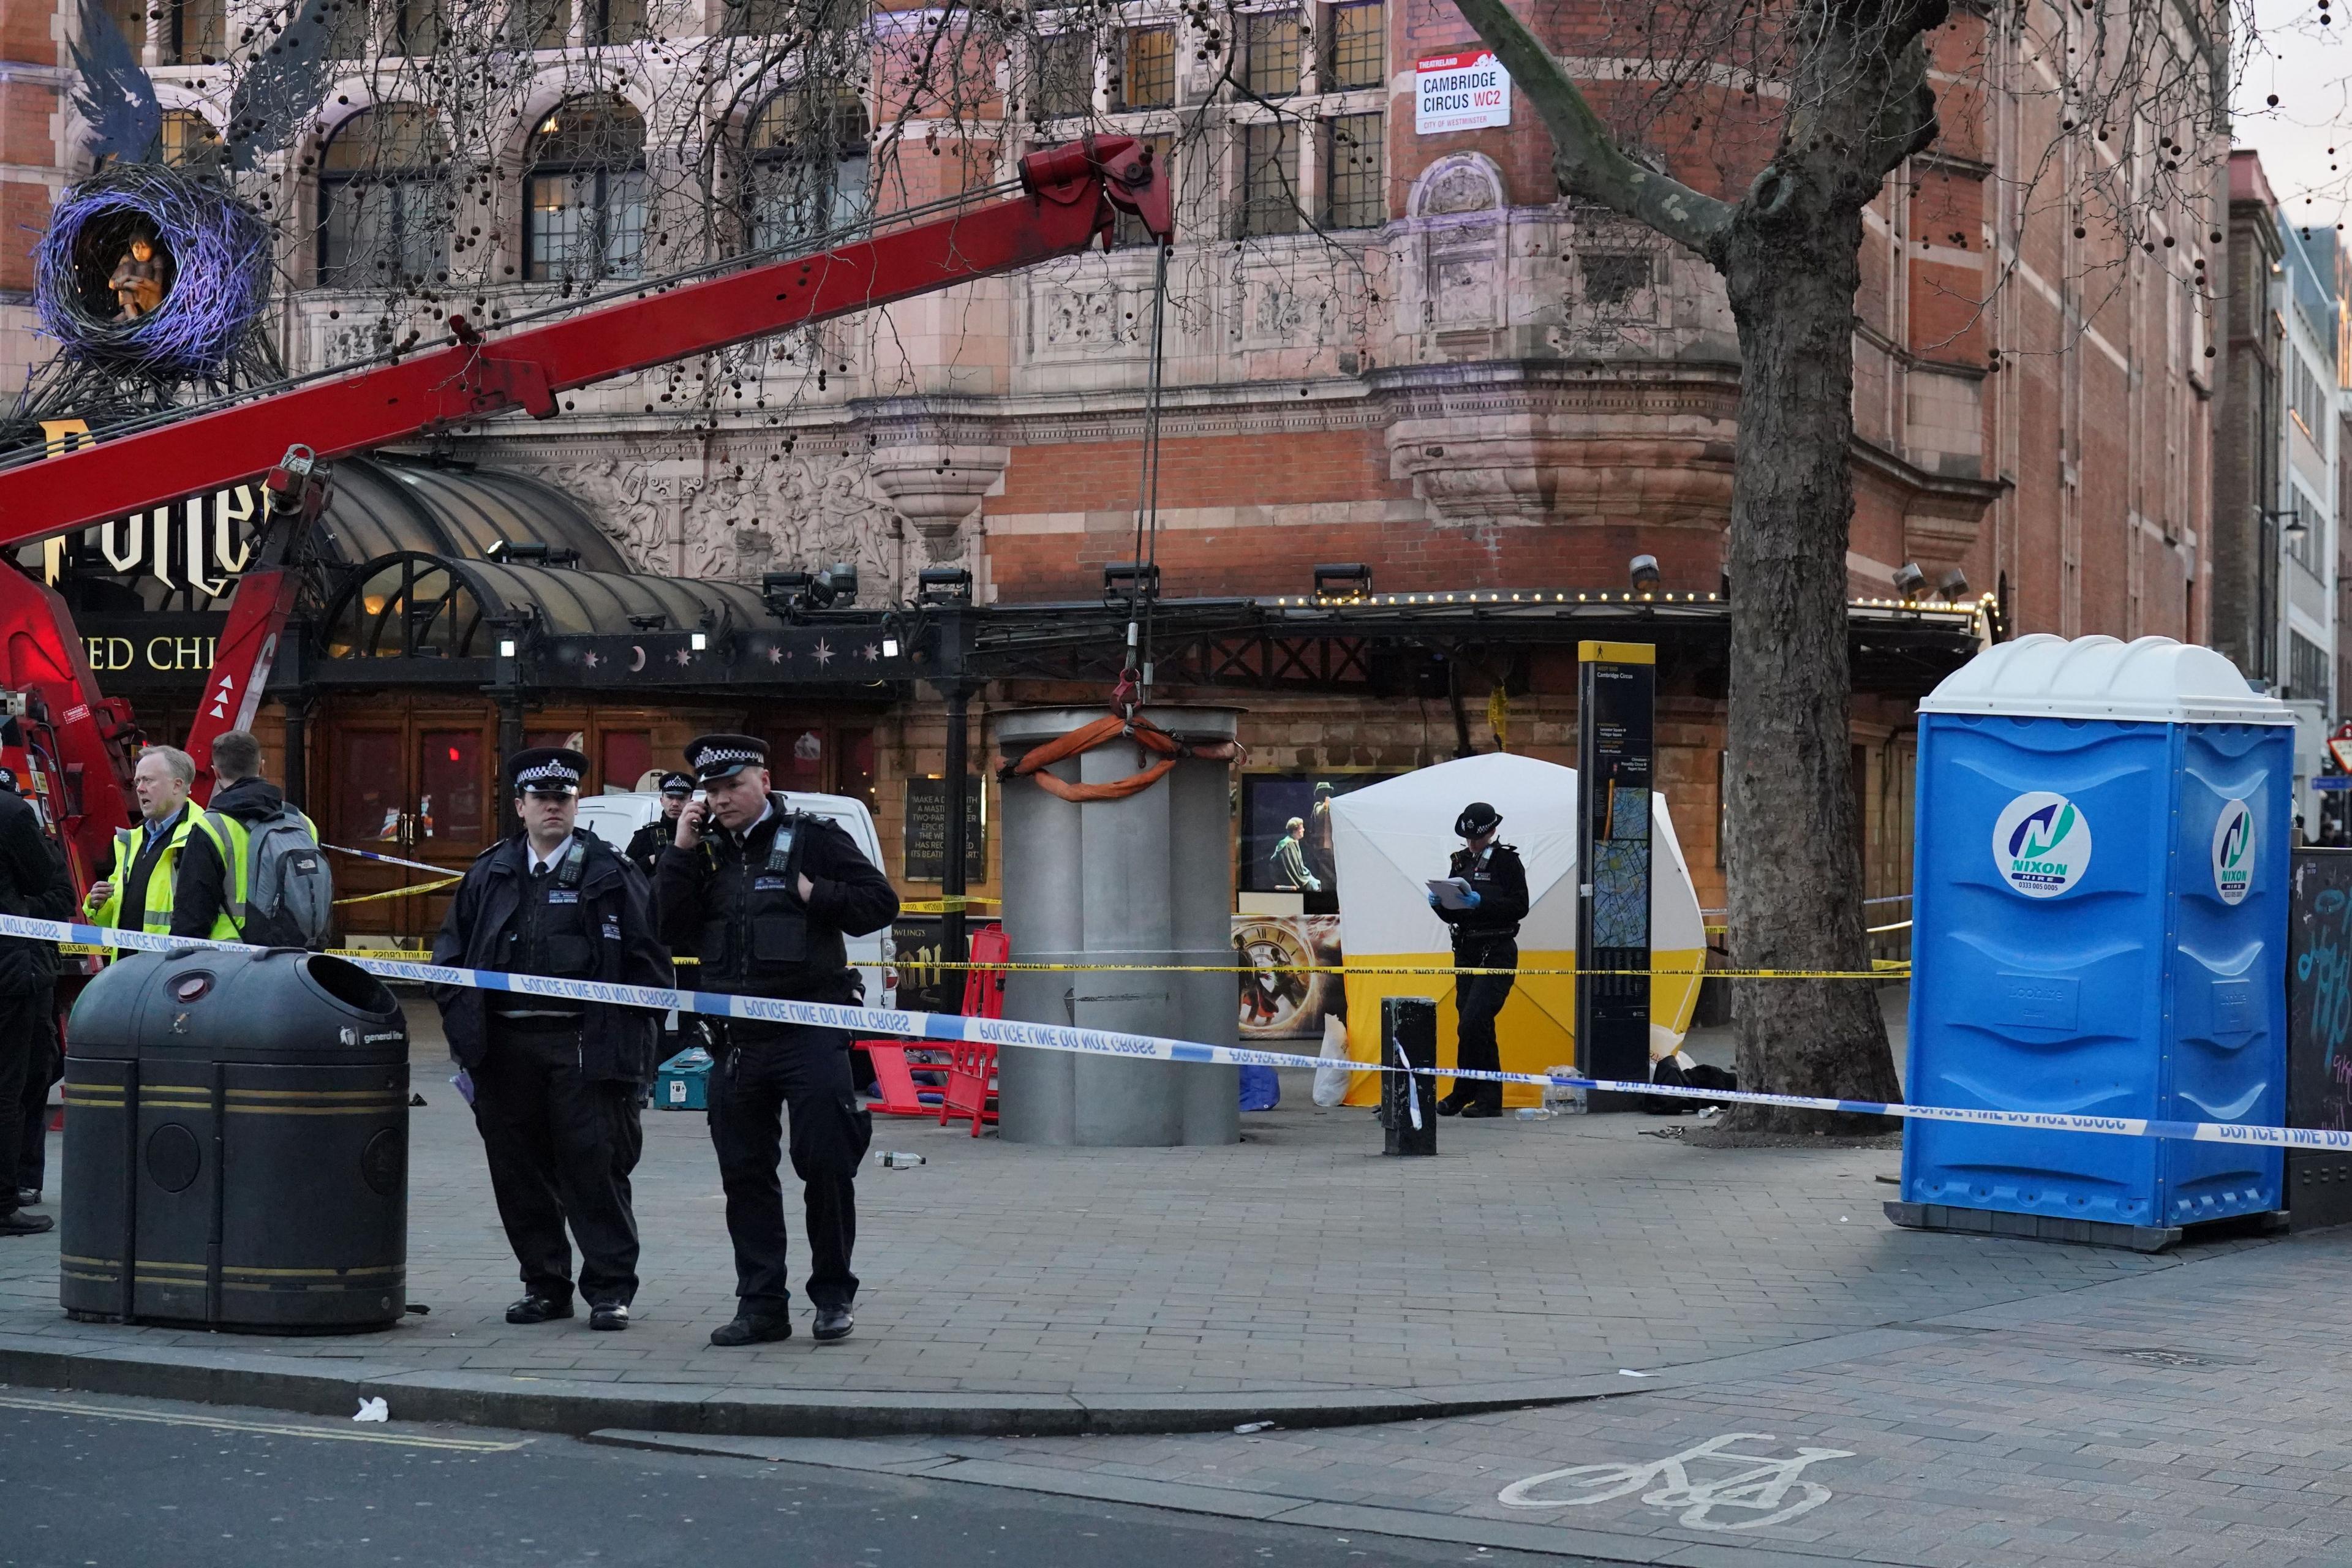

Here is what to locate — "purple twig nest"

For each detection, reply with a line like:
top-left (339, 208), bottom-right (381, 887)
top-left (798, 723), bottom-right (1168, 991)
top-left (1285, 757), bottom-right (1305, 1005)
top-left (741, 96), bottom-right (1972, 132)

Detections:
top-left (34, 162), bottom-right (273, 377)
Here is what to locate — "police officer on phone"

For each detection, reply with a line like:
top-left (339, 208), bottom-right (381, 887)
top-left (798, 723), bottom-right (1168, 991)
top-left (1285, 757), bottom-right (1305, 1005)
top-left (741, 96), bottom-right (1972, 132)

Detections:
top-left (627, 772), bottom-right (695, 881)
top-left (654, 734), bottom-right (899, 1347)
top-left (431, 748), bottom-right (672, 1331)
top-left (1428, 801), bottom-right (1529, 1118)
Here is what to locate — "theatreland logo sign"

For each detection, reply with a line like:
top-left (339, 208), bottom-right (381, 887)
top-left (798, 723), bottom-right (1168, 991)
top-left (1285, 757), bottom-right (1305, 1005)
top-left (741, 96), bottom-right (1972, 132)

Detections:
top-left (36, 418), bottom-right (258, 600)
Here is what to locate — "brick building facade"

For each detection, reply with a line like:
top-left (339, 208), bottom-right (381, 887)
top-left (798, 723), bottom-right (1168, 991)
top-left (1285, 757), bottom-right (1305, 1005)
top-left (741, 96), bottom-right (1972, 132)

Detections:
top-left (1, 4), bottom-right (69, 399)
top-left (3, 0), bottom-right (2224, 931)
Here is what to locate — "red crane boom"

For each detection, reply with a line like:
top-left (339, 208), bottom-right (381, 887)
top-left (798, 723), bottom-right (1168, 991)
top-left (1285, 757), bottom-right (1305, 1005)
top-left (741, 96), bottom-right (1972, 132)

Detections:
top-left (0, 137), bottom-right (1170, 894)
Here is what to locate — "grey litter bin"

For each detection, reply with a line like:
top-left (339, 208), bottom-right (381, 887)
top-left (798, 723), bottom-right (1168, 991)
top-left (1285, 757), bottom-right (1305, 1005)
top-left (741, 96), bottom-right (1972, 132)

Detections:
top-left (59, 948), bottom-right (410, 1333)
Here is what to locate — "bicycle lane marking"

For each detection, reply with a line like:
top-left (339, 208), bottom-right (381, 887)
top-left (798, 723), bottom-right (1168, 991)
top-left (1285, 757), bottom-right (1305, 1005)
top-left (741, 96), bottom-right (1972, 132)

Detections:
top-left (1496, 1431), bottom-right (1856, 1532)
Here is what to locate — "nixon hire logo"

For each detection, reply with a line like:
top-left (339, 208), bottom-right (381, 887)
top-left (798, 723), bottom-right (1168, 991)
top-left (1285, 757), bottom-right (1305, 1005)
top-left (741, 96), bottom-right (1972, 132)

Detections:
top-left (1992, 792), bottom-right (2092, 898)
top-left (2211, 799), bottom-right (2255, 907)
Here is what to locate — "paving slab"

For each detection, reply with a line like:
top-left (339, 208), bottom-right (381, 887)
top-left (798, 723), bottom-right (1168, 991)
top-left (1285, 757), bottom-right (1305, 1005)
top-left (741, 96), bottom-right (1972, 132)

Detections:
top-left (0, 1010), bottom-right (2290, 1440)
top-left (644, 1227), bottom-right (2350, 1566)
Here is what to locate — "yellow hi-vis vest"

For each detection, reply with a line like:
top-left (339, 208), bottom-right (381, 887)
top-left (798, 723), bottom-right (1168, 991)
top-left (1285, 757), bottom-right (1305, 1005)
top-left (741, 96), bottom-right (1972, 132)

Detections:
top-left (87, 810), bottom-right (239, 946)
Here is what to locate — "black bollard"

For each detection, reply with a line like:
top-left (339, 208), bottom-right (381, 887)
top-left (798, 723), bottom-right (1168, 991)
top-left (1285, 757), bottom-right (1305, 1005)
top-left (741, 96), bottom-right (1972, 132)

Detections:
top-left (1381, 996), bottom-right (1438, 1156)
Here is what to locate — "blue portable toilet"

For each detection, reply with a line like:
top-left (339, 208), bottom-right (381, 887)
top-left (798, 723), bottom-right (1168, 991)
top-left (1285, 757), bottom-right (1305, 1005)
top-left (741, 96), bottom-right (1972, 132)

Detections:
top-left (1892, 634), bottom-right (2293, 1251)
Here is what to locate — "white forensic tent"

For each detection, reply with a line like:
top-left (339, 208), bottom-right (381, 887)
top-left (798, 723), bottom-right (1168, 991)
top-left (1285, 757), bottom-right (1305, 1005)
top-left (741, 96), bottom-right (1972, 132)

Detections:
top-left (1327, 752), bottom-right (1707, 1107)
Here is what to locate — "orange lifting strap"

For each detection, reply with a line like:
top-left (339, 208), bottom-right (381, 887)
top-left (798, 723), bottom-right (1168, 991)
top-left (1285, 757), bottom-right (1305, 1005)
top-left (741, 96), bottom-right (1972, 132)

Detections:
top-left (1002, 713), bottom-right (1244, 803)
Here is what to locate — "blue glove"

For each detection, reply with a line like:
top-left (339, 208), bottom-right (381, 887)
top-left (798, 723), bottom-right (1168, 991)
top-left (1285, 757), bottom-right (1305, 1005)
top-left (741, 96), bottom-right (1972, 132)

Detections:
top-left (1463, 889), bottom-right (1482, 908)
top-left (1426, 891), bottom-right (1441, 910)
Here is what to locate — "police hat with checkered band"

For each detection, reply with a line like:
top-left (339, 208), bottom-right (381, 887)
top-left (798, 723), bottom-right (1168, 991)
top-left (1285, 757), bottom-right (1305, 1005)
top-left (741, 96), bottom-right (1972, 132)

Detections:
top-left (507, 747), bottom-right (589, 797)
top-left (685, 733), bottom-right (769, 785)
top-left (657, 770), bottom-right (695, 797)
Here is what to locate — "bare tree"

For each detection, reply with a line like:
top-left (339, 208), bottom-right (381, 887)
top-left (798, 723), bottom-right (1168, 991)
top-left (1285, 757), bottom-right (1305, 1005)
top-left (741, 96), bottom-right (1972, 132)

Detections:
top-left (1444, 0), bottom-right (2245, 1131)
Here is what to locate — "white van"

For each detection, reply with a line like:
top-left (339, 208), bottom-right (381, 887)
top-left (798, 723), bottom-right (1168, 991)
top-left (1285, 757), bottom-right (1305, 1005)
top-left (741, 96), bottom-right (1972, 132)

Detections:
top-left (573, 788), bottom-right (895, 1006)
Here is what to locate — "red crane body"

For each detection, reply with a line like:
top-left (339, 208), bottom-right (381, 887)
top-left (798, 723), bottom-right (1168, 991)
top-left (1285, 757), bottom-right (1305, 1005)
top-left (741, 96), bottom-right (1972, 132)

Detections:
top-left (0, 138), bottom-right (1170, 896)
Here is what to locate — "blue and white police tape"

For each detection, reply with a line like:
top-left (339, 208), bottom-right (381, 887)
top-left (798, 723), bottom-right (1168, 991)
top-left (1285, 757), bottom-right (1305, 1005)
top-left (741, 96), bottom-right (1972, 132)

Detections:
top-left (15, 910), bottom-right (2341, 1154)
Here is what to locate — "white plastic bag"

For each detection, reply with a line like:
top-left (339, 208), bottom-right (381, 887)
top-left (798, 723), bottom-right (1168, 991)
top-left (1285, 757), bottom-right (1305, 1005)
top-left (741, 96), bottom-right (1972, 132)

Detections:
top-left (1312, 1015), bottom-right (1352, 1108)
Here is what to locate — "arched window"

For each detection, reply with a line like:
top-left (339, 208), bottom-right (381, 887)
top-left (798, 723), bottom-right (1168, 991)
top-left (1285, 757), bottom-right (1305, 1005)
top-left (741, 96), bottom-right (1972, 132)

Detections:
top-left (318, 106), bottom-right (450, 288)
top-left (159, 110), bottom-right (221, 169)
top-left (743, 83), bottom-right (869, 252)
top-left (526, 95), bottom-right (647, 282)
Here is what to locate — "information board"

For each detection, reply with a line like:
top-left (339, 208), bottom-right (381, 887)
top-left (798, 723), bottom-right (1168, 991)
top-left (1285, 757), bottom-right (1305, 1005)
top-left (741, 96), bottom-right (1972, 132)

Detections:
top-left (902, 776), bottom-right (984, 883)
top-left (1575, 641), bottom-right (1654, 1109)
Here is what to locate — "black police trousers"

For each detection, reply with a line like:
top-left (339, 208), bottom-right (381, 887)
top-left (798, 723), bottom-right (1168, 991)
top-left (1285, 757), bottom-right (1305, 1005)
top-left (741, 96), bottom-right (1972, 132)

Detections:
top-left (707, 1024), bottom-right (873, 1315)
top-left (471, 1019), bottom-right (644, 1307)
top-left (1447, 935), bottom-right (1517, 1112)
top-left (0, 991), bottom-right (48, 1211)
top-left (9, 993), bottom-right (58, 1197)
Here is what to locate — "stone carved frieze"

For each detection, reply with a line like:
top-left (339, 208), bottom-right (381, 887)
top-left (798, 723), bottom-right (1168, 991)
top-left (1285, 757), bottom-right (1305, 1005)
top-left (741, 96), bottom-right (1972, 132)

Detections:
top-left (680, 453), bottom-right (906, 597)
top-left (1229, 272), bottom-right (1340, 349)
top-left (1036, 279), bottom-right (1148, 352)
top-left (1409, 155), bottom-right (1503, 219)
top-left (511, 447), bottom-right (908, 598)
top-left (1400, 154), bottom-right (1507, 337)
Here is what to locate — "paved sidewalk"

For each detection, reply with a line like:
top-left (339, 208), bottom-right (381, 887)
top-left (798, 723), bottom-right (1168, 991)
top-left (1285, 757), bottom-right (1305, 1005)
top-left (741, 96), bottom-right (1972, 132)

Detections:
top-left (0, 1009), bottom-right (2273, 1437)
top-left (604, 1229), bottom-right (2352, 1566)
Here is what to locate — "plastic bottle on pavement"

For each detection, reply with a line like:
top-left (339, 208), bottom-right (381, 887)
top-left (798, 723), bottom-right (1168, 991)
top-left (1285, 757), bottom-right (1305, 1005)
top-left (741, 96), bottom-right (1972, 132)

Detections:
top-left (1515, 1106), bottom-right (1555, 1121)
top-left (875, 1151), bottom-right (927, 1169)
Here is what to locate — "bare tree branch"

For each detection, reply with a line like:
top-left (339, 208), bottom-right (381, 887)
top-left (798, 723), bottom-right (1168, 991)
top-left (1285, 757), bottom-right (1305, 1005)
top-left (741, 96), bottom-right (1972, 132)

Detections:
top-left (1449, 0), bottom-right (1734, 260)
top-left (1864, 35), bottom-right (1940, 181)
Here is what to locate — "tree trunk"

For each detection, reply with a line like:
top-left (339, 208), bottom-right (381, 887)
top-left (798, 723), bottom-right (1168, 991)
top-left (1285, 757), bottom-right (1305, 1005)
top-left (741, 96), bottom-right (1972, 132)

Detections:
top-left (1439, 0), bottom-right (1941, 1132)
top-left (1719, 183), bottom-right (1904, 1132)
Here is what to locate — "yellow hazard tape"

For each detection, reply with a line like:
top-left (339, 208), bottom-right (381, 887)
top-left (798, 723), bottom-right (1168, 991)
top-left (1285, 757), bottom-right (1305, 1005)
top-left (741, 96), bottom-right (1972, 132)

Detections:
top-left (312, 949), bottom-right (1895, 982)
top-left (911, 959), bottom-right (1907, 981)
top-left (333, 875), bottom-right (462, 907)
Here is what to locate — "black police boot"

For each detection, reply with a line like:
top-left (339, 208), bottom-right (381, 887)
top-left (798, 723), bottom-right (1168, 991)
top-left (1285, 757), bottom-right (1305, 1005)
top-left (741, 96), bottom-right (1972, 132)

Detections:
top-left (505, 1292), bottom-right (575, 1324)
top-left (589, 1302), bottom-right (631, 1332)
top-left (812, 1306), bottom-right (854, 1343)
top-left (1434, 1091), bottom-right (1466, 1117)
top-left (0, 1209), bottom-right (53, 1237)
top-left (710, 1311), bottom-right (793, 1347)
top-left (1458, 1096), bottom-right (1504, 1118)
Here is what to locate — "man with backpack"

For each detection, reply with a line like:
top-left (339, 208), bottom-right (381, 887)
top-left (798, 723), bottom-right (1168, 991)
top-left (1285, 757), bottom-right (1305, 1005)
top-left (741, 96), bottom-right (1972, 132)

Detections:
top-left (172, 730), bottom-right (332, 948)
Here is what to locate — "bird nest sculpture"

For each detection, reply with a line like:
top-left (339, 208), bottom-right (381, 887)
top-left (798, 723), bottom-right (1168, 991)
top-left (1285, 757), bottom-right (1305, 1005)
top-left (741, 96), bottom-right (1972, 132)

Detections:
top-left (34, 162), bottom-right (273, 379)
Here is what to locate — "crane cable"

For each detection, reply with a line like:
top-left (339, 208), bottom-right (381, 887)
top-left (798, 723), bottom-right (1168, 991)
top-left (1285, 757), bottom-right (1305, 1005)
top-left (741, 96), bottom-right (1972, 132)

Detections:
top-left (1118, 239), bottom-right (1172, 718)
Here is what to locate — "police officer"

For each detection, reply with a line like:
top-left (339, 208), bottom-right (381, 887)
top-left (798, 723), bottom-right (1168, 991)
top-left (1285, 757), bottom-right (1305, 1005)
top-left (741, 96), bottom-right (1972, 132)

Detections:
top-left (627, 772), bottom-right (694, 881)
top-left (654, 734), bottom-right (899, 1347)
top-left (1429, 801), bottom-right (1529, 1118)
top-left (431, 748), bottom-right (673, 1331)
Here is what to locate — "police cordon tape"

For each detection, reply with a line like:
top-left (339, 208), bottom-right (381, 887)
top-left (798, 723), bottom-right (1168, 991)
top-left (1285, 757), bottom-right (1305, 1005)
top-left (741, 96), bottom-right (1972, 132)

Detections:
top-left (9, 909), bottom-right (2340, 1152)
top-left (320, 842), bottom-right (451, 876)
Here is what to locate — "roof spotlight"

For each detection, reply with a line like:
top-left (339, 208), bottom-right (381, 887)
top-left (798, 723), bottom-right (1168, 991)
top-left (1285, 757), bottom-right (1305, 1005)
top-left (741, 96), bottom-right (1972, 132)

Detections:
top-left (1938, 567), bottom-right (1969, 603)
top-left (1892, 562), bottom-right (1928, 598)
top-left (918, 566), bottom-right (974, 605)
top-left (1313, 563), bottom-right (1373, 605)
top-left (1628, 554), bottom-right (1661, 592)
